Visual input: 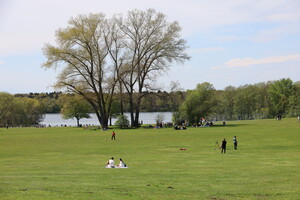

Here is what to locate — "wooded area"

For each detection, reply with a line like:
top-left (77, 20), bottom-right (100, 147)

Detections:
top-left (1, 78), bottom-right (299, 127)
top-left (175, 79), bottom-right (300, 124)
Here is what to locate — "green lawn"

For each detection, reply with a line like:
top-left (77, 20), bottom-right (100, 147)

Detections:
top-left (0, 119), bottom-right (299, 200)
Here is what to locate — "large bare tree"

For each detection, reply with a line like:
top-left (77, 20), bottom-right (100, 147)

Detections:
top-left (42, 10), bottom-right (190, 128)
top-left (42, 14), bottom-right (119, 129)
top-left (117, 9), bottom-right (190, 127)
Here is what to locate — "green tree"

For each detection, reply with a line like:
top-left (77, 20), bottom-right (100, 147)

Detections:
top-left (115, 115), bottom-right (130, 129)
top-left (287, 81), bottom-right (300, 117)
top-left (219, 86), bottom-right (236, 120)
top-left (268, 78), bottom-right (295, 116)
top-left (234, 85), bottom-right (259, 120)
top-left (179, 82), bottom-right (217, 124)
top-left (254, 82), bottom-right (271, 119)
top-left (0, 92), bottom-right (17, 127)
top-left (0, 93), bottom-right (43, 127)
top-left (17, 98), bottom-right (44, 126)
top-left (39, 97), bottom-right (61, 113)
top-left (59, 95), bottom-right (91, 127)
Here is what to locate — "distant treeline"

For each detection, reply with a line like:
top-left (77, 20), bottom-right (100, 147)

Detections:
top-left (174, 78), bottom-right (300, 125)
top-left (10, 78), bottom-right (300, 119)
top-left (13, 91), bottom-right (187, 113)
top-left (14, 92), bottom-right (63, 113)
top-left (0, 92), bottom-right (45, 127)
top-left (1, 78), bottom-right (299, 127)
top-left (215, 78), bottom-right (300, 119)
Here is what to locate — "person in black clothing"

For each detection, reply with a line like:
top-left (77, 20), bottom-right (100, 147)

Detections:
top-left (221, 138), bottom-right (227, 153)
top-left (233, 136), bottom-right (238, 150)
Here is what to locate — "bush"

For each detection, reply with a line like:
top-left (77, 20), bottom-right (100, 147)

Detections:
top-left (115, 115), bottom-right (130, 129)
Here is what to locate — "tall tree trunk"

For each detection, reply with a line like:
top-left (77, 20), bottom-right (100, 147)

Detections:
top-left (76, 117), bottom-right (80, 127)
top-left (133, 95), bottom-right (143, 127)
top-left (130, 104), bottom-right (135, 127)
top-left (94, 110), bottom-right (108, 130)
top-left (119, 81), bottom-right (124, 115)
top-left (128, 92), bottom-right (135, 127)
top-left (134, 108), bottom-right (140, 127)
top-left (101, 117), bottom-right (108, 130)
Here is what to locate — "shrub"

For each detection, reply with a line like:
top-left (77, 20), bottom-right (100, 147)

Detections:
top-left (115, 115), bottom-right (130, 129)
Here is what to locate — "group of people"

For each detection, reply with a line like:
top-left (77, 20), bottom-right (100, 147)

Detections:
top-left (174, 125), bottom-right (187, 130)
top-left (106, 157), bottom-right (128, 168)
top-left (216, 136), bottom-right (238, 153)
top-left (276, 114), bottom-right (283, 120)
top-left (106, 132), bottom-right (128, 168)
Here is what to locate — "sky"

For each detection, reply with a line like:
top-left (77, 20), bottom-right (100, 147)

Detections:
top-left (0, 0), bottom-right (300, 94)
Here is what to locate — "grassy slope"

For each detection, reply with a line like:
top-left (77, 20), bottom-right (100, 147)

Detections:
top-left (0, 119), bottom-right (299, 200)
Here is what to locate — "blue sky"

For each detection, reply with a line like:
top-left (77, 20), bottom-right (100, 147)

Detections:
top-left (1, 0), bottom-right (300, 93)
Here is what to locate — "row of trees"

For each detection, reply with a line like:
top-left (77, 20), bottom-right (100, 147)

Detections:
top-left (14, 90), bottom-right (186, 114)
top-left (2, 90), bottom-right (186, 127)
top-left (175, 78), bottom-right (300, 124)
top-left (42, 9), bottom-right (190, 129)
top-left (0, 93), bottom-right (44, 127)
top-left (1, 78), bottom-right (299, 127)
top-left (15, 92), bottom-right (62, 113)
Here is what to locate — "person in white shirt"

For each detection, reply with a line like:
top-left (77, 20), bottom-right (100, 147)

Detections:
top-left (106, 157), bottom-right (115, 168)
top-left (118, 158), bottom-right (126, 168)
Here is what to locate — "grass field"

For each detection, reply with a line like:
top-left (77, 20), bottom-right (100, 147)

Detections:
top-left (0, 118), bottom-right (299, 200)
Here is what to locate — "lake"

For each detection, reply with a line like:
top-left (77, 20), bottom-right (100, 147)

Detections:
top-left (41, 112), bottom-right (173, 127)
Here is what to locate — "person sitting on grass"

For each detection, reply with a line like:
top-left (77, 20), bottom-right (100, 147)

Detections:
top-left (106, 157), bottom-right (115, 168)
top-left (117, 158), bottom-right (127, 168)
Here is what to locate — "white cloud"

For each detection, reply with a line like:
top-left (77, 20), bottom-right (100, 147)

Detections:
top-left (213, 54), bottom-right (300, 69)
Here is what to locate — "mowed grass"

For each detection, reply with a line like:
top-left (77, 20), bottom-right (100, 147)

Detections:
top-left (0, 119), bottom-right (299, 200)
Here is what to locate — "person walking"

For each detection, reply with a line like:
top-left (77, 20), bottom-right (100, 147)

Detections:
top-left (111, 131), bottom-right (116, 140)
top-left (221, 138), bottom-right (227, 153)
top-left (233, 136), bottom-right (238, 150)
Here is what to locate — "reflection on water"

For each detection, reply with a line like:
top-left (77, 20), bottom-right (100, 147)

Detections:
top-left (42, 112), bottom-right (173, 127)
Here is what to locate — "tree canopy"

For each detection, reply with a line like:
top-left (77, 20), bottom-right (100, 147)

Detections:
top-left (42, 9), bottom-right (190, 129)
top-left (0, 92), bottom-right (44, 127)
top-left (59, 94), bottom-right (91, 127)
top-left (176, 78), bottom-right (300, 124)
top-left (178, 82), bottom-right (217, 124)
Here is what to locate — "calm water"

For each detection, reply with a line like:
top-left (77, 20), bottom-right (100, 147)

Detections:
top-left (42, 112), bottom-right (173, 127)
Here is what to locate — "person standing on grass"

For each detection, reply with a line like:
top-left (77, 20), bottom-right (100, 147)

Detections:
top-left (233, 136), bottom-right (238, 150)
top-left (221, 138), bottom-right (227, 153)
top-left (111, 131), bottom-right (116, 140)
top-left (298, 115), bottom-right (300, 122)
